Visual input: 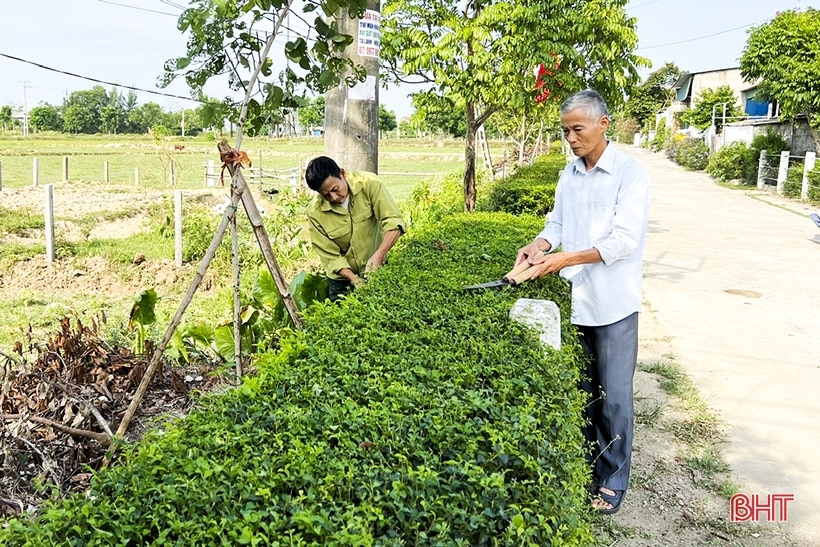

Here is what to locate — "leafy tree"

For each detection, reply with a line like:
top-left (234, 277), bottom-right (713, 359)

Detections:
top-left (28, 104), bottom-right (63, 132)
top-left (378, 104), bottom-right (397, 132)
top-left (740, 8), bottom-right (820, 151)
top-left (161, 0), bottom-right (369, 138)
top-left (297, 96), bottom-right (325, 133)
top-left (382, 0), bottom-right (647, 211)
top-left (129, 102), bottom-right (168, 134)
top-left (63, 104), bottom-right (96, 134)
top-left (0, 105), bottom-right (12, 129)
top-left (409, 91), bottom-right (466, 137)
top-left (62, 86), bottom-right (109, 133)
top-left (623, 62), bottom-right (681, 130)
top-left (680, 85), bottom-right (743, 132)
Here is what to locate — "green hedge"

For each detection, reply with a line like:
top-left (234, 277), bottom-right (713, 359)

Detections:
top-left (0, 211), bottom-right (593, 545)
top-left (480, 154), bottom-right (566, 217)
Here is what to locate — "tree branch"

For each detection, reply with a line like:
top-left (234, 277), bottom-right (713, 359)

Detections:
top-left (1, 414), bottom-right (111, 447)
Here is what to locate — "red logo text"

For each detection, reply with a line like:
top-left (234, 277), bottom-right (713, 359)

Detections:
top-left (730, 493), bottom-right (794, 522)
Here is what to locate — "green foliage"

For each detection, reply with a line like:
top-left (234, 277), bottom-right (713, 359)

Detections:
top-left (161, 0), bottom-right (368, 135)
top-left (480, 155), bottom-right (566, 216)
top-left (706, 141), bottom-right (756, 184)
top-left (382, 0), bottom-right (648, 209)
top-left (623, 62), bottom-right (681, 130)
top-left (740, 8), bottom-right (820, 143)
top-left (680, 86), bottom-right (744, 131)
top-left (407, 91), bottom-right (467, 138)
top-left (782, 161), bottom-right (805, 199)
top-left (128, 288), bottom-right (159, 355)
top-left (297, 95), bottom-right (325, 133)
top-left (28, 104), bottom-right (63, 132)
top-left (750, 130), bottom-right (790, 160)
top-left (807, 168), bottom-right (820, 203)
top-left (379, 105), bottom-right (397, 132)
top-left (667, 137), bottom-right (710, 171)
top-left (0, 209), bottom-right (594, 545)
top-left (649, 123), bottom-right (668, 152)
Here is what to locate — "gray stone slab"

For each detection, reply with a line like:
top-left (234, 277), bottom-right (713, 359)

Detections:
top-left (509, 298), bottom-right (561, 350)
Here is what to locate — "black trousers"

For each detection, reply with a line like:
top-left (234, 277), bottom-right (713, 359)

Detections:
top-left (576, 312), bottom-right (639, 491)
top-left (328, 278), bottom-right (353, 302)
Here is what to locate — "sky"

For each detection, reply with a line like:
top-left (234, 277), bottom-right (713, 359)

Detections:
top-left (0, 0), bottom-right (816, 120)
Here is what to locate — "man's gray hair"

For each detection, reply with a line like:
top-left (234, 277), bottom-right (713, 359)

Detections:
top-left (561, 89), bottom-right (610, 121)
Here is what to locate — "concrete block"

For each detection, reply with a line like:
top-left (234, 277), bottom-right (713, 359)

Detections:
top-left (509, 298), bottom-right (561, 350)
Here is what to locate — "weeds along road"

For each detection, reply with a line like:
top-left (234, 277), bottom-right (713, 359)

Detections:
top-left (620, 143), bottom-right (820, 545)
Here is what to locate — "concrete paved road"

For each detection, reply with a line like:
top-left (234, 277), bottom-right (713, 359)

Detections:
top-left (621, 144), bottom-right (820, 544)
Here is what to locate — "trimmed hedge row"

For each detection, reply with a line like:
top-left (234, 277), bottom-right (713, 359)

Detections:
top-left (0, 210), bottom-right (593, 545)
top-left (480, 154), bottom-right (567, 217)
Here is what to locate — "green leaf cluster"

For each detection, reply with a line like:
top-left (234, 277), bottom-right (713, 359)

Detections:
top-left (680, 86), bottom-right (744, 132)
top-left (0, 198), bottom-right (594, 546)
top-left (740, 8), bottom-right (820, 141)
top-left (705, 142), bottom-right (756, 184)
top-left (162, 0), bottom-right (368, 135)
top-left (479, 155), bottom-right (567, 217)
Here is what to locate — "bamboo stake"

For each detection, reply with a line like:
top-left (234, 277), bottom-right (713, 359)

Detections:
top-left (218, 140), bottom-right (303, 330)
top-left (232, 204), bottom-right (242, 378)
top-left (111, 185), bottom-right (244, 444)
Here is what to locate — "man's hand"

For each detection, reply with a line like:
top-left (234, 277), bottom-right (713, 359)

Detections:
top-left (515, 238), bottom-right (551, 267)
top-left (365, 252), bottom-right (385, 273)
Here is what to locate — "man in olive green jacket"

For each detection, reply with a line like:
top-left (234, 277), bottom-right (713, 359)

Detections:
top-left (305, 156), bottom-right (405, 301)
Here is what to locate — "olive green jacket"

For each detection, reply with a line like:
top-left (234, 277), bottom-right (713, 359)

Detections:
top-left (306, 172), bottom-right (405, 279)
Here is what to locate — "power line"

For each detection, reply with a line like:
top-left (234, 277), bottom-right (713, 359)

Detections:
top-left (95, 0), bottom-right (179, 17)
top-left (0, 52), bottom-right (201, 103)
top-left (629, 0), bottom-right (663, 9)
top-left (636, 19), bottom-right (767, 50)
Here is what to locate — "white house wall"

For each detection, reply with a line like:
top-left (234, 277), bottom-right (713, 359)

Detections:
top-left (691, 69), bottom-right (746, 110)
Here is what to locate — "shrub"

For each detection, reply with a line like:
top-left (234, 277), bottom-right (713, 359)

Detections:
top-left (706, 141), bottom-right (756, 183)
top-left (614, 117), bottom-right (639, 145)
top-left (649, 123), bottom-right (668, 152)
top-left (808, 168), bottom-right (820, 204)
top-left (0, 212), bottom-right (594, 546)
top-left (750, 130), bottom-right (790, 162)
top-left (669, 137), bottom-right (710, 171)
top-left (480, 154), bottom-right (566, 216)
top-left (782, 162), bottom-right (805, 199)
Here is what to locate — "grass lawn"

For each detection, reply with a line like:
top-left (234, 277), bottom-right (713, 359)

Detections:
top-left (0, 133), bottom-right (505, 203)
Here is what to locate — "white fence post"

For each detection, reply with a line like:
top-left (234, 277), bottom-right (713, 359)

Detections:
top-left (776, 151), bottom-right (790, 195)
top-left (174, 190), bottom-right (183, 268)
top-left (205, 159), bottom-right (215, 187)
top-left (104, 161), bottom-right (110, 183)
top-left (62, 156), bottom-right (69, 183)
top-left (757, 150), bottom-right (767, 190)
top-left (33, 157), bottom-right (39, 187)
top-left (44, 184), bottom-right (55, 264)
top-left (802, 152), bottom-right (816, 200)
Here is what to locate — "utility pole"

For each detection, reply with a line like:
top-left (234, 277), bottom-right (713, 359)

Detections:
top-left (21, 81), bottom-right (29, 137)
top-left (324, 2), bottom-right (381, 172)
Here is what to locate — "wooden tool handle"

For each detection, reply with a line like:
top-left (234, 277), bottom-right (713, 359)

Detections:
top-left (508, 263), bottom-right (542, 286)
top-left (503, 261), bottom-right (532, 282)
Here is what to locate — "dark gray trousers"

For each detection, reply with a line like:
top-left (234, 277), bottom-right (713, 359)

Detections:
top-left (576, 312), bottom-right (639, 492)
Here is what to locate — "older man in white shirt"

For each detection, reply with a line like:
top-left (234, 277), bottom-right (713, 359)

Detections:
top-left (515, 89), bottom-right (651, 515)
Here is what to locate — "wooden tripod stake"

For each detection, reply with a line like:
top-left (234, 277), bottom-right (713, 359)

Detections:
top-left (111, 141), bottom-right (303, 447)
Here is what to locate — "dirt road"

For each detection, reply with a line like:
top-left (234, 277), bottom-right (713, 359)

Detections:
top-left (622, 143), bottom-right (820, 544)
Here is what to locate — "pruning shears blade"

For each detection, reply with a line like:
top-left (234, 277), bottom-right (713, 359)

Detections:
top-left (462, 279), bottom-right (509, 291)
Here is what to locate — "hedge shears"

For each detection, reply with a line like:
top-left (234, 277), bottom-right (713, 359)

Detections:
top-left (462, 261), bottom-right (544, 291)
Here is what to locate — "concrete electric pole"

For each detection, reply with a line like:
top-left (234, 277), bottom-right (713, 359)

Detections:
top-left (324, 2), bottom-right (381, 173)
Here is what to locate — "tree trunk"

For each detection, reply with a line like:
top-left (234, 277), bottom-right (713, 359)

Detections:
top-left (518, 114), bottom-right (527, 165)
top-left (463, 102), bottom-right (477, 212)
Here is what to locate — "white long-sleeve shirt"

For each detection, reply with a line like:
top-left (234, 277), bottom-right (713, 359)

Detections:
top-left (538, 143), bottom-right (651, 327)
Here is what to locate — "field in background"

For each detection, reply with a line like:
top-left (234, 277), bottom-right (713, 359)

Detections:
top-left (0, 134), bottom-right (507, 203)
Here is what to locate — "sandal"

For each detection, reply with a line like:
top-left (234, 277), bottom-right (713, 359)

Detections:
top-left (593, 487), bottom-right (625, 515)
